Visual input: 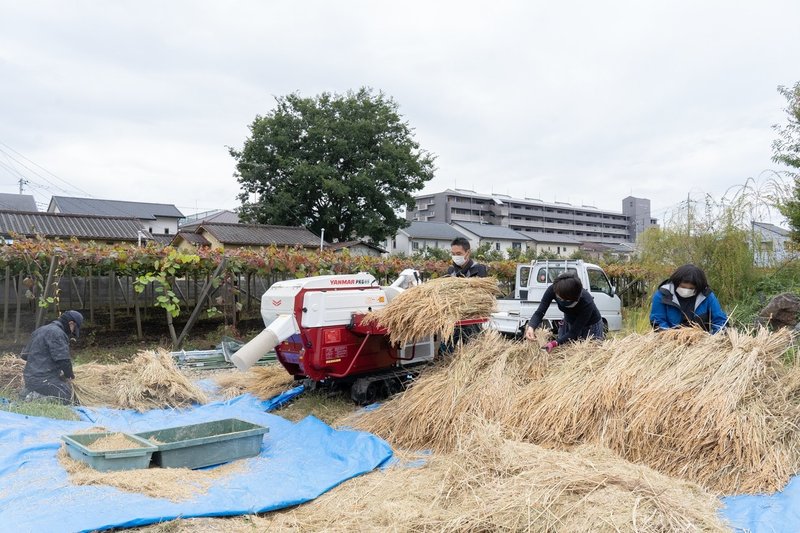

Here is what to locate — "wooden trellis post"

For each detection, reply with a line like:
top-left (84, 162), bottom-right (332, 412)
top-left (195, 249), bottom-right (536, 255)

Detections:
top-left (3, 266), bottom-right (9, 336)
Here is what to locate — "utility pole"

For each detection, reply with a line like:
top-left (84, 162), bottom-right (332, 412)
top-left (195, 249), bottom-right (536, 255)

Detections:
top-left (18, 178), bottom-right (28, 194)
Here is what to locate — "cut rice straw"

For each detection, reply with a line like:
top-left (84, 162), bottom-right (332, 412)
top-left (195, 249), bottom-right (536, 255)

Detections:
top-left (58, 446), bottom-right (244, 502)
top-left (213, 365), bottom-right (295, 400)
top-left (0, 354), bottom-right (26, 391)
top-left (354, 327), bottom-right (800, 494)
top-left (72, 349), bottom-right (207, 411)
top-left (362, 276), bottom-right (499, 345)
top-left (252, 420), bottom-right (728, 532)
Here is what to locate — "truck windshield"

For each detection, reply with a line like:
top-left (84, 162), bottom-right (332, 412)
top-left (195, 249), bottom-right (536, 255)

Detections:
top-left (534, 266), bottom-right (577, 283)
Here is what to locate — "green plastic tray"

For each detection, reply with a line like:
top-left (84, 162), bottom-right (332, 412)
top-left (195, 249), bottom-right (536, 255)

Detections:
top-left (62, 432), bottom-right (157, 472)
top-left (135, 418), bottom-right (269, 469)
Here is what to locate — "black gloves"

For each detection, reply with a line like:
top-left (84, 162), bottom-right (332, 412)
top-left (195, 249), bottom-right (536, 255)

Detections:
top-left (57, 359), bottom-right (75, 379)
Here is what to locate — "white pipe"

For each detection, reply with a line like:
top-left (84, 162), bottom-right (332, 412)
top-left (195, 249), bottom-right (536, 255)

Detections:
top-left (230, 314), bottom-right (298, 372)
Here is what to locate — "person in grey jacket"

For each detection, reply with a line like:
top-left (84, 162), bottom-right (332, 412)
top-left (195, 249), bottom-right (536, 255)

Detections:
top-left (20, 310), bottom-right (83, 404)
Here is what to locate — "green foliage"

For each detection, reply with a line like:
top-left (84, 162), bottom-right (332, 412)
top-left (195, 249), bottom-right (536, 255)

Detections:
top-left (473, 242), bottom-right (504, 262)
top-left (134, 250), bottom-right (200, 318)
top-left (636, 225), bottom-right (755, 307)
top-left (0, 388), bottom-right (80, 420)
top-left (413, 246), bottom-right (450, 261)
top-left (772, 82), bottom-right (800, 244)
top-left (725, 260), bottom-right (800, 327)
top-left (231, 87), bottom-right (436, 243)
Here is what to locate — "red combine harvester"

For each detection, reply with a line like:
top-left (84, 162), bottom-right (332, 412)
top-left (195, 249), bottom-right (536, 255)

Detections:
top-left (230, 270), bottom-right (486, 403)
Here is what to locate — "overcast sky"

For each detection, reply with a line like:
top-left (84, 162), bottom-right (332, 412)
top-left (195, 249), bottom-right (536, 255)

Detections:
top-left (1, 1), bottom-right (798, 224)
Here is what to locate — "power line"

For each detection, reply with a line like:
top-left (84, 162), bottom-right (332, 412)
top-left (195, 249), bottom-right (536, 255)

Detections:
top-left (0, 141), bottom-right (94, 197)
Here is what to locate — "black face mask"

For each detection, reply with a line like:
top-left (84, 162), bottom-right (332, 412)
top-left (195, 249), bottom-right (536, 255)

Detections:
top-left (556, 297), bottom-right (578, 308)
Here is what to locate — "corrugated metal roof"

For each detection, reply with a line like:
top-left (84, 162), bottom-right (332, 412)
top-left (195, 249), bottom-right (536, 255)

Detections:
top-left (327, 240), bottom-right (387, 253)
top-left (752, 221), bottom-right (790, 237)
top-left (49, 196), bottom-right (184, 220)
top-left (180, 209), bottom-right (240, 228)
top-left (0, 210), bottom-right (148, 241)
top-left (199, 223), bottom-right (321, 247)
top-left (149, 234), bottom-right (176, 246)
top-left (172, 231), bottom-right (211, 246)
top-left (524, 232), bottom-right (582, 244)
top-left (453, 222), bottom-right (531, 240)
top-left (0, 194), bottom-right (37, 212)
top-left (401, 221), bottom-right (468, 240)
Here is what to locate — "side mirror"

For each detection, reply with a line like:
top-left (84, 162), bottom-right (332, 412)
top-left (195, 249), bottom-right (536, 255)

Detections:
top-left (609, 285), bottom-right (616, 296)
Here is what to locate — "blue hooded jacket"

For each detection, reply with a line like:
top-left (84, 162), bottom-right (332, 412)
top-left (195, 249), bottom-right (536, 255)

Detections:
top-left (650, 281), bottom-right (728, 334)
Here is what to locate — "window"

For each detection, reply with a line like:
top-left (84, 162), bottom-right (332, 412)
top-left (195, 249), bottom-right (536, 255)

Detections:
top-left (148, 227), bottom-right (153, 233)
top-left (164, 228), bottom-right (170, 235)
top-left (392, 238), bottom-right (397, 249)
top-left (495, 242), bottom-right (501, 251)
top-left (535, 266), bottom-right (577, 283)
top-left (587, 268), bottom-right (612, 294)
top-left (412, 241), bottom-right (420, 251)
top-left (512, 242), bottom-right (522, 250)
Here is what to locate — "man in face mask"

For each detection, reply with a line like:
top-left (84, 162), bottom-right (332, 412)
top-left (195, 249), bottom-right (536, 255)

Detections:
top-left (447, 237), bottom-right (487, 278)
top-left (19, 310), bottom-right (83, 404)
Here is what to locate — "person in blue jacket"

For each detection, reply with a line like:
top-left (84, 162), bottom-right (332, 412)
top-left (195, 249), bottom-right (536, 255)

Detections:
top-left (524, 272), bottom-right (604, 352)
top-left (650, 264), bottom-right (727, 334)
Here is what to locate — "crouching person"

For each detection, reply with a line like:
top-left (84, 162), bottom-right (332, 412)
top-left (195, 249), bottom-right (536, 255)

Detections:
top-left (524, 273), bottom-right (604, 352)
top-left (20, 310), bottom-right (83, 404)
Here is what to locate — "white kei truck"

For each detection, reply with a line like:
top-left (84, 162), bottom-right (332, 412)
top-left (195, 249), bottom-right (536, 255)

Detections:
top-left (490, 260), bottom-right (622, 337)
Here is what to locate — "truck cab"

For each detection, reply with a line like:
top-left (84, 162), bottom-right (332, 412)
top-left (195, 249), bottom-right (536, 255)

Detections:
top-left (491, 260), bottom-right (622, 336)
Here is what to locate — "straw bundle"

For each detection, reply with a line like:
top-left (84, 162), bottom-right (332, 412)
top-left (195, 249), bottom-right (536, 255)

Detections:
top-left (362, 276), bottom-right (499, 345)
top-left (253, 422), bottom-right (727, 532)
top-left (355, 327), bottom-right (800, 494)
top-left (73, 349), bottom-right (208, 411)
top-left (0, 354), bottom-right (26, 391)
top-left (213, 365), bottom-right (295, 400)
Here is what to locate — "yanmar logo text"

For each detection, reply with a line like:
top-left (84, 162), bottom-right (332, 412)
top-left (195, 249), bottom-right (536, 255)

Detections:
top-left (330, 278), bottom-right (370, 286)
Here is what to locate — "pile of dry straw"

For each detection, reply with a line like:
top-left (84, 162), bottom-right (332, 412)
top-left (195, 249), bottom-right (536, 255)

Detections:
top-left (355, 327), bottom-right (800, 495)
top-left (0, 354), bottom-right (26, 391)
top-left (213, 364), bottom-right (295, 400)
top-left (240, 421), bottom-right (728, 532)
top-left (362, 276), bottom-right (499, 345)
top-left (73, 349), bottom-right (207, 411)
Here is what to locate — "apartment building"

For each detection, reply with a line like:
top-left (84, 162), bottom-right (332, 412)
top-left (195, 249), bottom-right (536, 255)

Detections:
top-left (408, 189), bottom-right (657, 243)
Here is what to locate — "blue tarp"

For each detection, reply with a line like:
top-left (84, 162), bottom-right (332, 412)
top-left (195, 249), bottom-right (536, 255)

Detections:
top-left (721, 478), bottom-right (800, 532)
top-left (0, 394), bottom-right (393, 533)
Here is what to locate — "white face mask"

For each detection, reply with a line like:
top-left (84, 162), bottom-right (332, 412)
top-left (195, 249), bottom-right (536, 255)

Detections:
top-left (676, 287), bottom-right (696, 298)
top-left (452, 255), bottom-right (466, 267)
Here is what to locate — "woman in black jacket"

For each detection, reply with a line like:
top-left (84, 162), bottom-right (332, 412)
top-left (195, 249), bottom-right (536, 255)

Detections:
top-left (523, 273), bottom-right (604, 352)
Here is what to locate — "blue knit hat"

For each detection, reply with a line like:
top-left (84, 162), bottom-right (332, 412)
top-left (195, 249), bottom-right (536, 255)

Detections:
top-left (60, 310), bottom-right (84, 338)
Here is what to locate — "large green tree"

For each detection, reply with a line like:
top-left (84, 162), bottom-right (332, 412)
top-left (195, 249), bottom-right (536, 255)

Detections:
top-left (230, 88), bottom-right (436, 243)
top-left (772, 82), bottom-right (800, 243)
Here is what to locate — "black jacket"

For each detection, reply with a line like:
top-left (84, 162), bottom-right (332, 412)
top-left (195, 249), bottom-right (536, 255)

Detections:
top-left (447, 259), bottom-right (487, 278)
top-left (21, 320), bottom-right (74, 382)
top-left (528, 286), bottom-right (602, 344)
